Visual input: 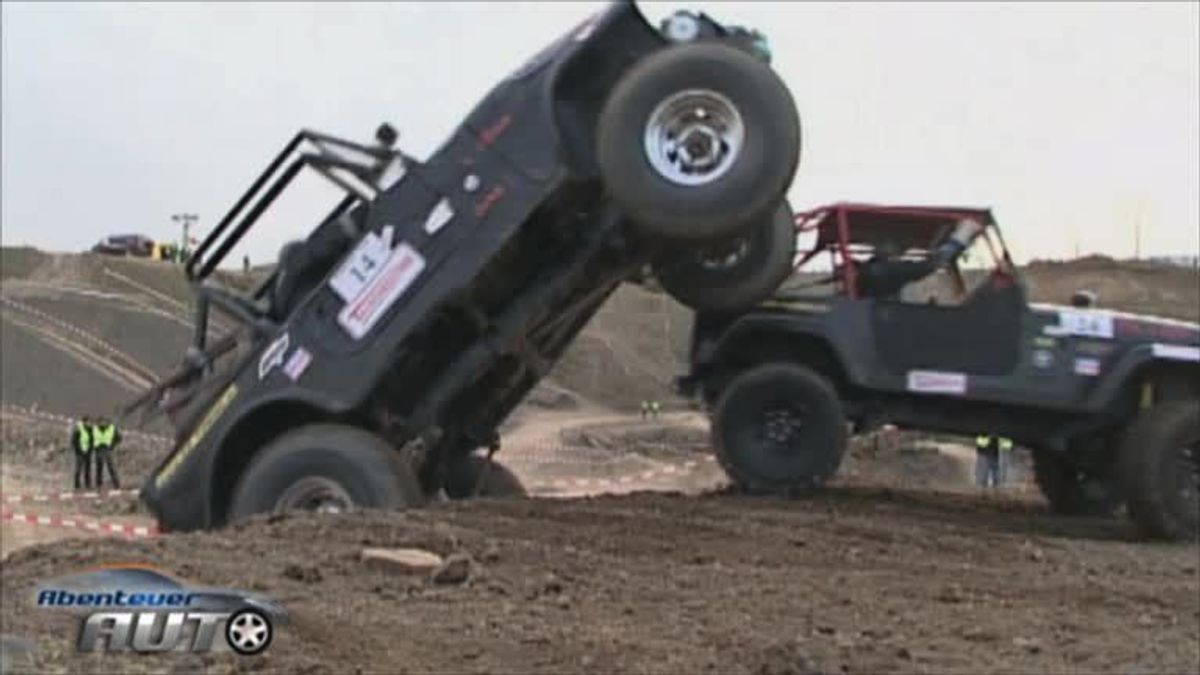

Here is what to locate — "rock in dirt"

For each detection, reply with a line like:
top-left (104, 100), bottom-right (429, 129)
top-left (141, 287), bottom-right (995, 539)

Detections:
top-left (1012, 636), bottom-right (1042, 653)
top-left (430, 552), bottom-right (473, 585)
top-left (283, 563), bottom-right (323, 584)
top-left (361, 547), bottom-right (443, 574)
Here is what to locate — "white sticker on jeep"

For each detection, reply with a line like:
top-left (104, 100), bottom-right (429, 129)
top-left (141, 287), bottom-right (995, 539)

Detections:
top-left (337, 242), bottom-right (426, 340)
top-left (1073, 357), bottom-right (1101, 377)
top-left (1151, 343), bottom-right (1200, 362)
top-left (330, 230), bottom-right (393, 302)
top-left (906, 370), bottom-right (967, 395)
top-left (283, 346), bottom-right (313, 382)
top-left (1053, 310), bottom-right (1114, 339)
top-left (423, 198), bottom-right (455, 235)
top-left (258, 332), bottom-right (290, 380)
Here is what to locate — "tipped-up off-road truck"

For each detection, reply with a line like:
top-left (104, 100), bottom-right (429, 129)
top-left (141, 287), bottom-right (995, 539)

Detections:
top-left (678, 203), bottom-right (1200, 540)
top-left (126, 1), bottom-right (803, 532)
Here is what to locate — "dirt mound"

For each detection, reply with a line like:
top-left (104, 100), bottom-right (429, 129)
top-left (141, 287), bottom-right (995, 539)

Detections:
top-left (1023, 255), bottom-right (1200, 321)
top-left (3, 493), bottom-right (1196, 674)
top-left (559, 419), bottom-right (709, 452)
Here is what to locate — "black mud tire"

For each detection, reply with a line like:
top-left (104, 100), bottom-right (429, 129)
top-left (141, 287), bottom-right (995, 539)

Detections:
top-left (1031, 449), bottom-right (1122, 518)
top-left (229, 424), bottom-right (424, 522)
top-left (444, 454), bottom-right (527, 499)
top-left (1117, 402), bottom-right (1200, 541)
top-left (597, 42), bottom-right (800, 241)
top-left (654, 202), bottom-right (796, 312)
top-left (712, 363), bottom-right (846, 494)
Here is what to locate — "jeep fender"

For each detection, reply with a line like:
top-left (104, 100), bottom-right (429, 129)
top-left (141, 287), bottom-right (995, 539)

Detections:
top-left (702, 310), bottom-right (868, 390)
top-left (142, 385), bottom-right (348, 532)
top-left (1083, 343), bottom-right (1200, 412)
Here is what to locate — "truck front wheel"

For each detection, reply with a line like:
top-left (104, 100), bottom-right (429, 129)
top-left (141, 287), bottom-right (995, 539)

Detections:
top-left (1117, 402), bottom-right (1200, 541)
top-left (712, 363), bottom-right (846, 493)
top-left (228, 424), bottom-right (424, 522)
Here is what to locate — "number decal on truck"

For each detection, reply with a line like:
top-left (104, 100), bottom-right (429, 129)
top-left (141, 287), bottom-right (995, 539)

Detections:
top-left (337, 242), bottom-right (426, 340)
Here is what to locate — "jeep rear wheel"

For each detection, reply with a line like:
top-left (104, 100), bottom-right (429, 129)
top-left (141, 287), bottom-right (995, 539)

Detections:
top-left (1032, 449), bottom-right (1122, 518)
top-left (597, 42), bottom-right (800, 241)
top-left (712, 363), bottom-right (846, 493)
top-left (229, 424), bottom-right (424, 522)
top-left (1117, 402), bottom-right (1200, 541)
top-left (654, 202), bottom-right (796, 312)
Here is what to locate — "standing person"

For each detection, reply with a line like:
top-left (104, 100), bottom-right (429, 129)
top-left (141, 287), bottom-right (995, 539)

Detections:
top-left (70, 416), bottom-right (93, 490)
top-left (640, 400), bottom-right (650, 420)
top-left (243, 254), bottom-right (251, 276)
top-left (650, 400), bottom-right (661, 420)
top-left (90, 417), bottom-right (121, 489)
top-left (974, 433), bottom-right (1011, 489)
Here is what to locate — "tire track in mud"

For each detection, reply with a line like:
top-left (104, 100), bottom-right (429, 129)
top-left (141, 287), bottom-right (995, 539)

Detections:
top-left (0, 296), bottom-right (160, 384)
top-left (100, 267), bottom-right (236, 336)
top-left (0, 314), bottom-right (150, 392)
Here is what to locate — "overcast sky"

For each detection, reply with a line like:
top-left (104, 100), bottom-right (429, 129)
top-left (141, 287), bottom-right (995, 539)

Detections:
top-left (2, 1), bottom-right (1197, 265)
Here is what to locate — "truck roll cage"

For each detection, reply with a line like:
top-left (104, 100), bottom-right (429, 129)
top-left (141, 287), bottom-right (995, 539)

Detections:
top-left (187, 125), bottom-right (410, 283)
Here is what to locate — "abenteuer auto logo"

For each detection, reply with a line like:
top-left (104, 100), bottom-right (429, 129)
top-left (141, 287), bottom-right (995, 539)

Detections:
top-left (35, 564), bottom-right (285, 655)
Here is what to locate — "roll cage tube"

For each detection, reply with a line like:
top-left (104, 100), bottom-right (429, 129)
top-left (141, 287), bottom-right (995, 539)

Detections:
top-left (186, 128), bottom-right (409, 282)
top-left (183, 127), bottom-right (410, 351)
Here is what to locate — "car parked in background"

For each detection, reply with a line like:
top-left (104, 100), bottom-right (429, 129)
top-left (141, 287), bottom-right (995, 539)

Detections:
top-left (92, 234), bottom-right (155, 257)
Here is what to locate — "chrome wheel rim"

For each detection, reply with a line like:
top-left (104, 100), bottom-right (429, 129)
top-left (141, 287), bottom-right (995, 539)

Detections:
top-left (274, 477), bottom-right (353, 515)
top-left (644, 89), bottom-right (745, 186)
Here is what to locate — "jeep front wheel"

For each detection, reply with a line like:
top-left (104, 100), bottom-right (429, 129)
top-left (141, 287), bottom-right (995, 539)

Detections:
top-left (228, 424), bottom-right (424, 522)
top-left (1117, 402), bottom-right (1200, 541)
top-left (712, 363), bottom-right (846, 493)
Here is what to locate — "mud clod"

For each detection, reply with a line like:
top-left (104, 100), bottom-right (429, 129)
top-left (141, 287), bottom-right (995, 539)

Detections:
top-left (430, 552), bottom-right (474, 585)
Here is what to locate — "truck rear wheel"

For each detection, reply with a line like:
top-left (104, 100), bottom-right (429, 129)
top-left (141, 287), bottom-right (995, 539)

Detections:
top-left (444, 454), bottom-right (527, 499)
top-left (712, 363), bottom-right (846, 493)
top-left (228, 424), bottom-right (424, 522)
top-left (1117, 402), bottom-right (1200, 541)
top-left (597, 42), bottom-right (800, 241)
top-left (1032, 449), bottom-right (1121, 518)
top-left (654, 202), bottom-right (795, 312)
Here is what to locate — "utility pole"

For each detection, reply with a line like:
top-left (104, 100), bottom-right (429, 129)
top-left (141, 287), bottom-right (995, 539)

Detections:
top-left (171, 213), bottom-right (198, 260)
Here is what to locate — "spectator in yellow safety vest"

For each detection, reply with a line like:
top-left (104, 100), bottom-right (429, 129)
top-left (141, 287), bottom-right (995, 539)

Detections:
top-left (975, 433), bottom-right (1012, 488)
top-left (70, 416), bottom-right (94, 490)
top-left (649, 400), bottom-right (661, 420)
top-left (90, 417), bottom-right (122, 489)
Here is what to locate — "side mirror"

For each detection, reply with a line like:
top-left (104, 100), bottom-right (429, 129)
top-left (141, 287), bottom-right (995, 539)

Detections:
top-left (1070, 290), bottom-right (1097, 308)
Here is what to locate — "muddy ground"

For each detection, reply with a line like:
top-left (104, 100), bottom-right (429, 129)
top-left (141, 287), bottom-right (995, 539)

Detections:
top-left (3, 488), bottom-right (1198, 675)
top-left (2, 409), bottom-right (1197, 675)
top-left (1, 250), bottom-right (1198, 673)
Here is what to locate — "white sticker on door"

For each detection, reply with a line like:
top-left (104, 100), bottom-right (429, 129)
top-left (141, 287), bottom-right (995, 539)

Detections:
top-left (906, 370), bottom-right (968, 395)
top-left (423, 198), bottom-right (455, 235)
top-left (329, 230), bottom-right (392, 303)
top-left (1073, 357), bottom-right (1101, 377)
top-left (337, 242), bottom-right (426, 340)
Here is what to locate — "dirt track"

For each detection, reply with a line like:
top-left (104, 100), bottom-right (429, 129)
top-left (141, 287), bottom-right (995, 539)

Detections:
top-left (3, 487), bottom-right (1198, 675)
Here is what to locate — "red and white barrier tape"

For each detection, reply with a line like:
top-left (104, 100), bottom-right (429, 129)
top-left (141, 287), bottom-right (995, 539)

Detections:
top-left (3, 488), bottom-right (138, 505)
top-left (1, 509), bottom-right (158, 538)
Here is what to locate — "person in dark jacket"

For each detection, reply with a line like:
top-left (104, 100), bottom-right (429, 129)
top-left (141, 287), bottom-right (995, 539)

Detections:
top-left (857, 219), bottom-right (982, 300)
top-left (90, 417), bottom-right (122, 489)
top-left (70, 416), bottom-right (93, 490)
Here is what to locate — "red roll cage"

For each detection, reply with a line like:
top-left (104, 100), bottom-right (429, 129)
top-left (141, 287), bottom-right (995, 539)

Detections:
top-left (790, 202), bottom-right (1017, 300)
